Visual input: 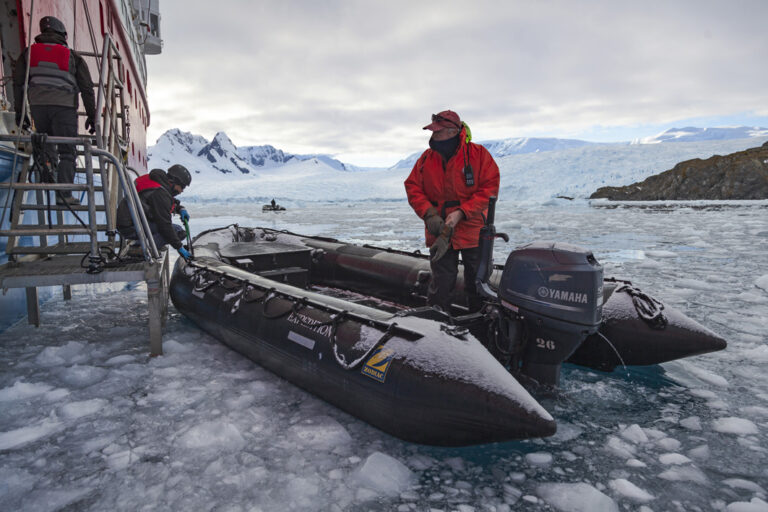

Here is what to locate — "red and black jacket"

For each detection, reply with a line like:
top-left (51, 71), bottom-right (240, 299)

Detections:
top-left (117, 169), bottom-right (184, 249)
top-left (12, 32), bottom-right (95, 117)
top-left (404, 126), bottom-right (500, 249)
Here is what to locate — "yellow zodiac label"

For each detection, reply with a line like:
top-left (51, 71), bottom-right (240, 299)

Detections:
top-left (361, 346), bottom-right (394, 383)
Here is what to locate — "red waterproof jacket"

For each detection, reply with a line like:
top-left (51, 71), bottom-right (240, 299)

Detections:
top-left (404, 126), bottom-right (500, 249)
top-left (13, 32), bottom-right (95, 115)
top-left (116, 169), bottom-right (183, 249)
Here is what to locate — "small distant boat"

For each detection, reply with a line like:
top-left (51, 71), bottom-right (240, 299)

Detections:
top-left (262, 201), bottom-right (286, 212)
top-left (170, 198), bottom-right (727, 445)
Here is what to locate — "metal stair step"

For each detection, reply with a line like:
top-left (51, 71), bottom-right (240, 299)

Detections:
top-left (20, 204), bottom-right (107, 212)
top-left (11, 183), bottom-right (104, 191)
top-left (0, 225), bottom-right (107, 236)
top-left (6, 241), bottom-right (116, 255)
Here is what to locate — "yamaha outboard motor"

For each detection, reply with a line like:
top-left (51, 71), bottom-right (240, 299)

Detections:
top-left (474, 197), bottom-right (603, 387)
top-left (498, 242), bottom-right (603, 386)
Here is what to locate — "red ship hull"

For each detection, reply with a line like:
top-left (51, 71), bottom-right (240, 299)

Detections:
top-left (2, 0), bottom-right (153, 172)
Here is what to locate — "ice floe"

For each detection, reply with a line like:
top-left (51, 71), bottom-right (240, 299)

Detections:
top-left (608, 478), bottom-right (655, 503)
top-left (537, 482), bottom-right (619, 512)
top-left (712, 417), bottom-right (760, 436)
top-left (354, 451), bottom-right (414, 497)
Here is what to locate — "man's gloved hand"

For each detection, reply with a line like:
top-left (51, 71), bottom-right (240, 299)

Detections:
top-left (178, 247), bottom-right (191, 261)
top-left (84, 116), bottom-right (96, 134)
top-left (179, 208), bottom-right (190, 222)
top-left (429, 224), bottom-right (453, 263)
top-left (424, 206), bottom-right (444, 237)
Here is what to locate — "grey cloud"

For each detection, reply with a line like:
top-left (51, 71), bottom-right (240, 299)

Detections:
top-left (147, 0), bottom-right (768, 164)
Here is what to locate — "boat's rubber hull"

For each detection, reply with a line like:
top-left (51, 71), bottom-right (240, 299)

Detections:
top-left (567, 283), bottom-right (728, 371)
top-left (293, 234), bottom-right (727, 372)
top-left (169, 225), bottom-right (727, 443)
top-left (170, 256), bottom-right (556, 446)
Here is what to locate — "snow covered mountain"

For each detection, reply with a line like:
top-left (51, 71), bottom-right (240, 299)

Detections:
top-left (391, 137), bottom-right (599, 169)
top-left (637, 126), bottom-right (768, 144)
top-left (148, 127), bottom-right (768, 202)
top-left (196, 132), bottom-right (253, 175)
top-left (148, 128), bottom-right (208, 159)
top-left (390, 128), bottom-right (768, 169)
top-left (481, 137), bottom-right (598, 157)
top-left (236, 144), bottom-right (297, 169)
top-left (165, 137), bottom-right (768, 204)
top-left (148, 129), bottom-right (357, 179)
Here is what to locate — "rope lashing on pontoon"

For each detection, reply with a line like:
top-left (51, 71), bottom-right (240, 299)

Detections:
top-left (616, 283), bottom-right (667, 330)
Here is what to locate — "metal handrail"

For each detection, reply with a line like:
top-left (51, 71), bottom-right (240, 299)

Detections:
top-left (0, 134), bottom-right (158, 261)
top-left (92, 33), bottom-right (127, 240)
top-left (91, 148), bottom-right (159, 260)
top-left (2, 27), bottom-right (151, 264)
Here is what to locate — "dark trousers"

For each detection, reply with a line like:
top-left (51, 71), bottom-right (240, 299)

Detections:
top-left (427, 246), bottom-right (482, 313)
top-left (30, 105), bottom-right (78, 197)
top-left (119, 222), bottom-right (186, 250)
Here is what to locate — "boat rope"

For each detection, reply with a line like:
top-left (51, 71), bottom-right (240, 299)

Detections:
top-left (192, 272), bottom-right (219, 292)
top-left (191, 223), bottom-right (241, 242)
top-left (596, 331), bottom-right (629, 375)
top-left (616, 283), bottom-right (668, 330)
top-left (331, 320), bottom-right (398, 371)
top-left (79, 247), bottom-right (108, 273)
top-left (85, 245), bottom-right (143, 269)
top-left (224, 282), bottom-right (248, 314)
top-left (261, 291), bottom-right (295, 319)
top-left (186, 258), bottom-right (421, 345)
top-left (189, 264), bottom-right (403, 371)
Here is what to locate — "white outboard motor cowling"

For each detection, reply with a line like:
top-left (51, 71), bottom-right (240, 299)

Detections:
top-left (498, 241), bottom-right (603, 386)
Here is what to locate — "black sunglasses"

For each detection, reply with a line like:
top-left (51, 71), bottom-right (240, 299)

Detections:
top-left (432, 114), bottom-right (461, 129)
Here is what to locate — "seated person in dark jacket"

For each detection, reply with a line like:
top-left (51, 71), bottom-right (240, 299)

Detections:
top-left (116, 164), bottom-right (192, 259)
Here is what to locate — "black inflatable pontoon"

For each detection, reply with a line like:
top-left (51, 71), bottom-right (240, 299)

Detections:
top-left (170, 199), bottom-right (726, 446)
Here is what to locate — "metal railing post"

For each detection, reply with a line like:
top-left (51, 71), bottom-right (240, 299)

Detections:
top-left (91, 148), bottom-right (159, 260)
top-left (83, 141), bottom-right (100, 270)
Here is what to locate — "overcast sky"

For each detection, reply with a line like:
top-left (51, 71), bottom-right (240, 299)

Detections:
top-left (145, 0), bottom-right (768, 167)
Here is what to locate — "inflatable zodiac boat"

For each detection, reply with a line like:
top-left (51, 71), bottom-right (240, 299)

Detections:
top-left (170, 200), bottom-right (726, 446)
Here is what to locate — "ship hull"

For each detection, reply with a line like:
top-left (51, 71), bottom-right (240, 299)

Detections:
top-left (1, 0), bottom-right (151, 171)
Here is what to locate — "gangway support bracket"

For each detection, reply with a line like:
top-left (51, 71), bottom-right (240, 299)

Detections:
top-left (0, 252), bottom-right (172, 356)
top-left (26, 287), bottom-right (40, 327)
top-left (145, 250), bottom-right (170, 356)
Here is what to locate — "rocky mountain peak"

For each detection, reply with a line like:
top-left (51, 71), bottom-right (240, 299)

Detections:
top-left (236, 144), bottom-right (296, 168)
top-left (152, 128), bottom-right (208, 155)
top-left (194, 132), bottom-right (251, 174)
top-left (590, 143), bottom-right (768, 200)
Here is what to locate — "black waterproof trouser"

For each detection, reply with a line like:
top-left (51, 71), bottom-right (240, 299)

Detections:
top-left (119, 222), bottom-right (186, 251)
top-left (30, 105), bottom-right (78, 197)
top-left (427, 246), bottom-right (482, 313)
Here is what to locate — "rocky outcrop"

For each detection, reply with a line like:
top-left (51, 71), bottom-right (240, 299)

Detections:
top-left (590, 142), bottom-right (768, 200)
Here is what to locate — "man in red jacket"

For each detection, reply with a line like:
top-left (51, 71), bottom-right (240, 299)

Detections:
top-left (404, 110), bottom-right (500, 313)
top-left (13, 16), bottom-right (96, 205)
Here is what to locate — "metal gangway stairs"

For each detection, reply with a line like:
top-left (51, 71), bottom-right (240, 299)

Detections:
top-left (0, 35), bottom-right (169, 355)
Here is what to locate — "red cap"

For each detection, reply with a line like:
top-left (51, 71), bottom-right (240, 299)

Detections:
top-left (423, 110), bottom-right (462, 131)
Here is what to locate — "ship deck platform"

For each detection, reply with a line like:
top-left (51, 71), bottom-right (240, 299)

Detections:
top-left (0, 251), bottom-right (171, 355)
